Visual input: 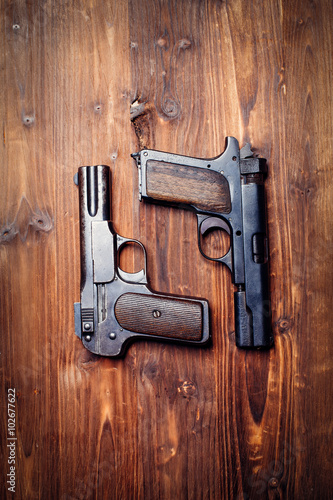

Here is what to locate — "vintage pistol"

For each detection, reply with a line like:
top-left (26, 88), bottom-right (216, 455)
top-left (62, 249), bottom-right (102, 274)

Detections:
top-left (74, 165), bottom-right (209, 356)
top-left (132, 137), bottom-right (272, 348)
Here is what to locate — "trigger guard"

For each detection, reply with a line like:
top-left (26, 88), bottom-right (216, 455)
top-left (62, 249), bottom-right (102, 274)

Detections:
top-left (116, 235), bottom-right (148, 284)
top-left (116, 234), bottom-right (145, 251)
top-left (197, 215), bottom-right (233, 271)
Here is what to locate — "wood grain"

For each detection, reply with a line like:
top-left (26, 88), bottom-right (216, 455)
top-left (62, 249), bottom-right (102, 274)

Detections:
top-left (1, 0), bottom-right (332, 499)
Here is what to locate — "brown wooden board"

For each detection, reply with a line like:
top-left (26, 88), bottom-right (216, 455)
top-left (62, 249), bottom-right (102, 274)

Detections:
top-left (1, 0), bottom-right (332, 498)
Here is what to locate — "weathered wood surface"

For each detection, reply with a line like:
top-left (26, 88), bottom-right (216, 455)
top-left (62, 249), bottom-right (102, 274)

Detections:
top-left (1, 0), bottom-right (332, 498)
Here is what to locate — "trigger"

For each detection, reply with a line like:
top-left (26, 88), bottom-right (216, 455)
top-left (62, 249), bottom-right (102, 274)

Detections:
top-left (200, 217), bottom-right (231, 237)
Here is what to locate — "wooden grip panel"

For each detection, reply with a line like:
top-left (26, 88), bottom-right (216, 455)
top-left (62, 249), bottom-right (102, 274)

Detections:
top-left (115, 293), bottom-right (203, 340)
top-left (146, 160), bottom-right (231, 213)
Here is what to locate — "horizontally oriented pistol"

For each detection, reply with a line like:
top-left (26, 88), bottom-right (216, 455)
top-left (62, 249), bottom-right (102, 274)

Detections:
top-left (132, 137), bottom-right (272, 348)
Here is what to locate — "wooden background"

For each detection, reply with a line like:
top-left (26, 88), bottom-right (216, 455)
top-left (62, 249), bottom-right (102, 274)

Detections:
top-left (1, 0), bottom-right (332, 498)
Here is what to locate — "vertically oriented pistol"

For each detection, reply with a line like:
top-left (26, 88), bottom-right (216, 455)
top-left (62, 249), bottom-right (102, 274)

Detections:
top-left (74, 165), bottom-right (210, 356)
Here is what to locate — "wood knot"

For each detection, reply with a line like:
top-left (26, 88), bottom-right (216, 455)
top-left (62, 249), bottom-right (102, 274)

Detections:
top-left (0, 197), bottom-right (53, 245)
top-left (77, 348), bottom-right (100, 371)
top-left (0, 224), bottom-right (16, 244)
top-left (143, 361), bottom-right (158, 379)
top-left (140, 357), bottom-right (160, 382)
top-left (161, 96), bottom-right (180, 119)
top-left (178, 380), bottom-right (198, 398)
top-left (157, 37), bottom-right (167, 48)
top-left (31, 212), bottom-right (53, 233)
top-left (23, 115), bottom-right (34, 127)
top-left (157, 442), bottom-right (176, 465)
top-left (178, 39), bottom-right (191, 50)
top-left (268, 477), bottom-right (279, 488)
top-left (156, 31), bottom-right (169, 50)
top-left (290, 183), bottom-right (315, 200)
top-left (275, 317), bottom-right (293, 335)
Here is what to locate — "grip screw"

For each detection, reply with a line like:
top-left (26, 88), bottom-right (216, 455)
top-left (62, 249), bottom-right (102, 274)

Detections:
top-left (153, 310), bottom-right (161, 318)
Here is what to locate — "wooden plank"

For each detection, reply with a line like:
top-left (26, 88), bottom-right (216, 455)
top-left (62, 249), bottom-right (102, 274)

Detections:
top-left (1, 0), bottom-right (332, 499)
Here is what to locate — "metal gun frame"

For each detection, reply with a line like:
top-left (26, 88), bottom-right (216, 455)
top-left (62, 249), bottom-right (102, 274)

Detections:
top-left (133, 137), bottom-right (272, 348)
top-left (74, 165), bottom-right (209, 356)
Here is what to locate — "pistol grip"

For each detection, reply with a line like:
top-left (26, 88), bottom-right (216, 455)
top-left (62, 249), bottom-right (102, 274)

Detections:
top-left (76, 289), bottom-right (209, 357)
top-left (115, 293), bottom-right (205, 341)
top-left (98, 289), bottom-right (209, 357)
